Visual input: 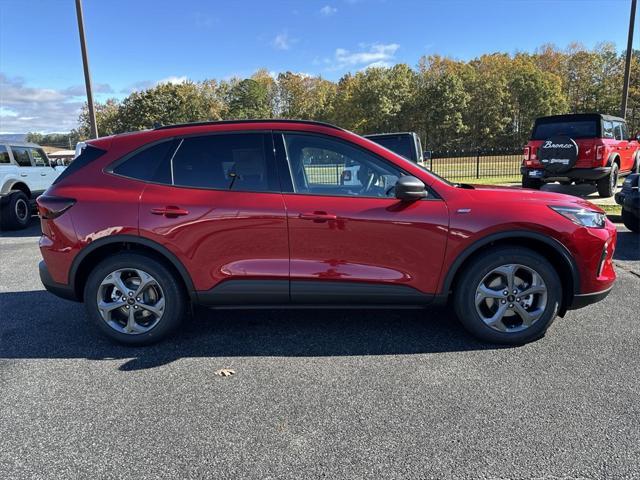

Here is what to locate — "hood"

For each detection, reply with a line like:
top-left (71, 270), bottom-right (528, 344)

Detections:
top-left (463, 184), bottom-right (604, 212)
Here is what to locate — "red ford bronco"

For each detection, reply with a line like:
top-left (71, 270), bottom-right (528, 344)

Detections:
top-left (521, 113), bottom-right (640, 197)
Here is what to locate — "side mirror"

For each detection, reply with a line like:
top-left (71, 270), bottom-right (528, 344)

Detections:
top-left (635, 132), bottom-right (640, 142)
top-left (395, 175), bottom-right (427, 201)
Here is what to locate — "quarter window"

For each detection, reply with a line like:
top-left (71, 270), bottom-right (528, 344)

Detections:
top-left (112, 140), bottom-right (176, 184)
top-left (0, 146), bottom-right (9, 164)
top-left (10, 146), bottom-right (32, 167)
top-left (170, 133), bottom-right (277, 192)
top-left (282, 133), bottom-right (403, 198)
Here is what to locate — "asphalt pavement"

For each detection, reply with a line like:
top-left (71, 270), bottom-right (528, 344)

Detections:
top-left (1, 218), bottom-right (639, 479)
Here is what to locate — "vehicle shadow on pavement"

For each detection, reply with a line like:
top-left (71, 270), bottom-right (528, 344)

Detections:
top-left (0, 290), bottom-right (503, 371)
top-left (614, 231), bottom-right (640, 261)
top-left (0, 217), bottom-right (41, 238)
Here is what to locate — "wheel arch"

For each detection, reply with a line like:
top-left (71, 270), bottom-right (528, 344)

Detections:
top-left (70, 235), bottom-right (196, 301)
top-left (2, 180), bottom-right (31, 198)
top-left (607, 153), bottom-right (621, 168)
top-left (441, 231), bottom-right (579, 314)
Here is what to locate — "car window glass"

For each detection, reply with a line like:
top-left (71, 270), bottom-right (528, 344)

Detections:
top-left (171, 133), bottom-right (277, 192)
top-left (621, 123), bottom-right (630, 140)
top-left (112, 140), bottom-right (175, 184)
top-left (30, 148), bottom-right (48, 166)
top-left (0, 146), bottom-right (10, 164)
top-left (613, 122), bottom-right (624, 141)
top-left (282, 133), bottom-right (403, 198)
top-left (532, 120), bottom-right (597, 140)
top-left (10, 146), bottom-right (32, 167)
top-left (603, 121), bottom-right (615, 139)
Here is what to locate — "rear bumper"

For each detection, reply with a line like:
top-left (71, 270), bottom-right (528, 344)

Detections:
top-left (567, 285), bottom-right (613, 310)
top-left (39, 260), bottom-right (78, 301)
top-left (521, 167), bottom-right (611, 181)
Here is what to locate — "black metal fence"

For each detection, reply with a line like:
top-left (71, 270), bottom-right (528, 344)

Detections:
top-left (427, 147), bottom-right (523, 181)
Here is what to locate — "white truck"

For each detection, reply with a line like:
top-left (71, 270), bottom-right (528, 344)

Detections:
top-left (0, 141), bottom-right (64, 230)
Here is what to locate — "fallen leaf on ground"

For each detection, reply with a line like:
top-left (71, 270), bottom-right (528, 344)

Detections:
top-left (215, 368), bottom-right (236, 377)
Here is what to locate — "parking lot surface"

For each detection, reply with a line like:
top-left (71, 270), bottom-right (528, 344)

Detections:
top-left (1, 219), bottom-right (639, 479)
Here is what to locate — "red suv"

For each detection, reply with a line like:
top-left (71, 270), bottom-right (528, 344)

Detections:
top-left (521, 113), bottom-right (640, 197)
top-left (38, 120), bottom-right (617, 346)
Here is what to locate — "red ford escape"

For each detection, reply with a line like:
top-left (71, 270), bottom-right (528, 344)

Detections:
top-left (38, 120), bottom-right (617, 346)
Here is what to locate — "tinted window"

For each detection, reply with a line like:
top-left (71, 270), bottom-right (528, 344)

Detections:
top-left (30, 148), bottom-right (48, 166)
top-left (532, 120), bottom-right (597, 140)
top-left (366, 135), bottom-right (417, 161)
top-left (10, 146), bottom-right (32, 167)
top-left (113, 140), bottom-right (175, 184)
top-left (0, 146), bottom-right (9, 164)
top-left (613, 122), bottom-right (624, 141)
top-left (283, 133), bottom-right (403, 198)
top-left (171, 133), bottom-right (277, 192)
top-left (53, 145), bottom-right (106, 185)
top-left (603, 121), bottom-right (615, 139)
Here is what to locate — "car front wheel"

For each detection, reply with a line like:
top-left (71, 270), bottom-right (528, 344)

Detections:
top-left (84, 253), bottom-right (187, 345)
top-left (453, 247), bottom-right (562, 345)
top-left (1, 190), bottom-right (31, 230)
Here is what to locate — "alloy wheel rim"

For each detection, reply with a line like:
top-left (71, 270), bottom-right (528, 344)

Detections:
top-left (96, 268), bottom-right (165, 335)
top-left (15, 198), bottom-right (28, 221)
top-left (475, 263), bottom-right (547, 333)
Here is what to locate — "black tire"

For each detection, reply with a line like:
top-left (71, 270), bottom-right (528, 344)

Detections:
top-left (84, 252), bottom-right (187, 345)
top-left (522, 176), bottom-right (542, 190)
top-left (622, 207), bottom-right (640, 233)
top-left (0, 190), bottom-right (31, 230)
top-left (453, 247), bottom-right (562, 345)
top-left (597, 162), bottom-right (619, 198)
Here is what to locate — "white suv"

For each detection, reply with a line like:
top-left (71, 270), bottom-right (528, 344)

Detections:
top-left (0, 141), bottom-right (63, 230)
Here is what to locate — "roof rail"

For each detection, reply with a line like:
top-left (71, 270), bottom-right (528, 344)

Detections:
top-left (154, 119), bottom-right (344, 131)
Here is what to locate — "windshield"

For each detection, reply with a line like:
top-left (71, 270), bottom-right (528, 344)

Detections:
top-left (366, 135), bottom-right (417, 161)
top-left (532, 120), bottom-right (598, 140)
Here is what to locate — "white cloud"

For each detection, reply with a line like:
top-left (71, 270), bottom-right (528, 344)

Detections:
top-left (328, 43), bottom-right (400, 70)
top-left (0, 73), bottom-right (85, 133)
top-left (320, 5), bottom-right (337, 16)
top-left (272, 32), bottom-right (295, 50)
top-left (156, 76), bottom-right (188, 85)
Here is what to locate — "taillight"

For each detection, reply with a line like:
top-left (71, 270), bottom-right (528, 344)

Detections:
top-left (596, 145), bottom-right (604, 161)
top-left (36, 195), bottom-right (76, 219)
top-left (522, 146), bottom-right (530, 164)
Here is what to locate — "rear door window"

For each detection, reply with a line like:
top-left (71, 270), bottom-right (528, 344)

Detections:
top-left (29, 148), bottom-right (48, 166)
top-left (603, 121), bottom-right (615, 139)
top-left (170, 133), bottom-right (278, 192)
top-left (613, 122), bottom-right (624, 141)
top-left (10, 146), bottom-right (32, 167)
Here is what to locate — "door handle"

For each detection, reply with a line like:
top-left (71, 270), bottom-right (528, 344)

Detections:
top-left (150, 206), bottom-right (189, 217)
top-left (40, 172), bottom-right (48, 176)
top-left (299, 211), bottom-right (338, 222)
top-left (20, 173), bottom-right (28, 177)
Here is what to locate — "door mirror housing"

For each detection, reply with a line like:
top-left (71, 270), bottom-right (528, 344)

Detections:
top-left (635, 132), bottom-right (640, 142)
top-left (395, 175), bottom-right (427, 201)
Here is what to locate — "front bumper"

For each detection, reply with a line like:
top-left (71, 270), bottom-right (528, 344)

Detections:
top-left (567, 286), bottom-right (613, 310)
top-left (615, 191), bottom-right (640, 214)
top-left (39, 260), bottom-right (78, 301)
top-left (521, 167), bottom-right (611, 181)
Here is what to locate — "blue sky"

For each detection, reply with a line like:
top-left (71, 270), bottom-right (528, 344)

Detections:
top-left (0, 0), bottom-right (637, 133)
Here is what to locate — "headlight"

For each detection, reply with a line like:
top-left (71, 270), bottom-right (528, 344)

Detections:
top-left (549, 206), bottom-right (606, 228)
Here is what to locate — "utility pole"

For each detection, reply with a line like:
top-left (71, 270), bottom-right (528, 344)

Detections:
top-left (621, 0), bottom-right (637, 119)
top-left (75, 0), bottom-right (98, 138)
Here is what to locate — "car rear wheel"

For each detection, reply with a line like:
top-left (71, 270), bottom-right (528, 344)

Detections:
top-left (597, 163), bottom-right (619, 198)
top-left (521, 176), bottom-right (542, 190)
top-left (453, 247), bottom-right (561, 344)
top-left (84, 253), bottom-right (187, 345)
top-left (622, 207), bottom-right (639, 232)
top-left (0, 191), bottom-right (31, 230)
